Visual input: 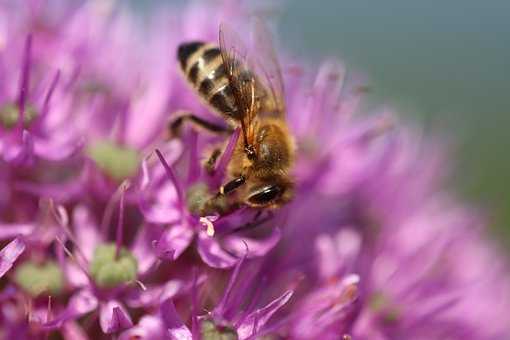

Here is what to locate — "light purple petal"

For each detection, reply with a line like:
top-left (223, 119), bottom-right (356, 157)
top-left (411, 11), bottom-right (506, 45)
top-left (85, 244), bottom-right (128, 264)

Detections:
top-left (61, 321), bottom-right (90, 340)
top-left (119, 315), bottom-right (166, 340)
top-left (0, 223), bottom-right (35, 240)
top-left (237, 290), bottom-right (293, 339)
top-left (131, 224), bottom-right (162, 274)
top-left (155, 224), bottom-right (194, 261)
top-left (69, 289), bottom-right (99, 315)
top-left (160, 298), bottom-right (192, 340)
top-left (126, 280), bottom-right (183, 309)
top-left (197, 232), bottom-right (238, 268)
top-left (33, 135), bottom-right (83, 161)
top-left (100, 300), bottom-right (133, 334)
top-left (73, 205), bottom-right (102, 260)
top-left (222, 227), bottom-right (281, 258)
top-left (0, 237), bottom-right (26, 278)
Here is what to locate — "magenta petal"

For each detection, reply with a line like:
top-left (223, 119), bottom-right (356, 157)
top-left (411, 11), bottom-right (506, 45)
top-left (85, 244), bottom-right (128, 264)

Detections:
top-left (126, 280), bottom-right (183, 309)
top-left (33, 135), bottom-right (82, 161)
top-left (100, 300), bottom-right (133, 334)
top-left (73, 205), bottom-right (102, 260)
top-left (0, 223), bottom-right (34, 240)
top-left (154, 224), bottom-right (193, 261)
top-left (119, 315), bottom-right (165, 340)
top-left (222, 227), bottom-right (281, 258)
top-left (131, 225), bottom-right (162, 274)
top-left (237, 290), bottom-right (293, 339)
top-left (160, 298), bottom-right (192, 340)
top-left (197, 232), bottom-right (238, 268)
top-left (0, 237), bottom-right (26, 278)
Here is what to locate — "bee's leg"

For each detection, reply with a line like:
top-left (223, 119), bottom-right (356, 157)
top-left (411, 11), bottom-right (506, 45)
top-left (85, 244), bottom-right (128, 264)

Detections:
top-left (204, 148), bottom-right (223, 175)
top-left (168, 111), bottom-right (231, 138)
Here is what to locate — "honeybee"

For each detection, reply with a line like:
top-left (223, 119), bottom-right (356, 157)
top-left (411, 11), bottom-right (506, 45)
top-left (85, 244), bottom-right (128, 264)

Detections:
top-left (174, 20), bottom-right (295, 214)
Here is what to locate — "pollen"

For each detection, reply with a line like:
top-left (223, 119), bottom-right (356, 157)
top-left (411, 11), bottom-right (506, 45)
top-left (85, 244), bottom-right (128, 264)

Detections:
top-left (200, 217), bottom-right (216, 237)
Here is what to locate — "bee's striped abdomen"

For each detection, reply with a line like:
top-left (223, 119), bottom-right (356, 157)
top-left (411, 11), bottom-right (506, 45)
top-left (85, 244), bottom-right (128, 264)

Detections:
top-left (177, 42), bottom-right (242, 121)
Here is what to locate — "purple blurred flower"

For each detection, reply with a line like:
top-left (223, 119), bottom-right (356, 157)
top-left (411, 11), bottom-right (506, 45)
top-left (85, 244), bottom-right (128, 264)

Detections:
top-left (0, 1), bottom-right (508, 339)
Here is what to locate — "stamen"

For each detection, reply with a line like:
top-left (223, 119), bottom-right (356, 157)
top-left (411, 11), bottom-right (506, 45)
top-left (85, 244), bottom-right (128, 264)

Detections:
top-left (100, 180), bottom-right (127, 236)
top-left (134, 279), bottom-right (147, 291)
top-left (155, 148), bottom-right (184, 209)
top-left (46, 296), bottom-right (52, 323)
top-left (49, 200), bottom-right (88, 267)
top-left (55, 236), bottom-right (91, 281)
top-left (187, 130), bottom-right (200, 184)
top-left (214, 244), bottom-right (247, 317)
top-left (115, 180), bottom-right (130, 259)
top-left (213, 127), bottom-right (240, 186)
top-left (17, 35), bottom-right (32, 134)
top-left (191, 268), bottom-right (200, 339)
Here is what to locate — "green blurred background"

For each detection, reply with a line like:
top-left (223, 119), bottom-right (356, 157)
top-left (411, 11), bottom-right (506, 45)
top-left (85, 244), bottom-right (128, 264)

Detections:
top-left (131, 0), bottom-right (510, 244)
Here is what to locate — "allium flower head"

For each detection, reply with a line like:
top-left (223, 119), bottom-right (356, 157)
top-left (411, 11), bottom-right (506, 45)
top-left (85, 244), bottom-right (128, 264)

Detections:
top-left (0, 1), bottom-right (509, 339)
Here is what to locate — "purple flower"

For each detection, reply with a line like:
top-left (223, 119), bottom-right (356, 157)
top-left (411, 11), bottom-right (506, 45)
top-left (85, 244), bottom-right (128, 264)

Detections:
top-left (0, 1), bottom-right (509, 339)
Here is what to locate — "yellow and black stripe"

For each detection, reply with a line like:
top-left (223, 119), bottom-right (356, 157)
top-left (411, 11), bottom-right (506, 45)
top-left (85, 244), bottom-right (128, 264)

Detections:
top-left (177, 41), bottom-right (242, 121)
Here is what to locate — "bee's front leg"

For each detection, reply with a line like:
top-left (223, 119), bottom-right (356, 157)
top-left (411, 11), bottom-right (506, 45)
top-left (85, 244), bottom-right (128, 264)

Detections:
top-left (204, 148), bottom-right (222, 175)
top-left (167, 110), bottom-right (231, 138)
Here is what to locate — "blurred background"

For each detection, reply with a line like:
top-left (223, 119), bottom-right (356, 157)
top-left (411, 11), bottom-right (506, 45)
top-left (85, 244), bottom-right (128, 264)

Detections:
top-left (130, 0), bottom-right (510, 244)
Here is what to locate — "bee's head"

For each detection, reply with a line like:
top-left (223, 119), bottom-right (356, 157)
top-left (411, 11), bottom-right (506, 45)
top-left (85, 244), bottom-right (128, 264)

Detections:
top-left (245, 175), bottom-right (294, 209)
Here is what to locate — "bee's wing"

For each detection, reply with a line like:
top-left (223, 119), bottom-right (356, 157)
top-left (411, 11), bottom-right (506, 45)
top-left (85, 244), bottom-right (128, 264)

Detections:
top-left (250, 17), bottom-right (286, 117)
top-left (219, 22), bottom-right (258, 144)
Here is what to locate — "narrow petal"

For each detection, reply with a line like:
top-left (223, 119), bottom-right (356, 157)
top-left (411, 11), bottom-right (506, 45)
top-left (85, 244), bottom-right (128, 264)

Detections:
top-left (237, 290), bottom-right (293, 339)
top-left (197, 232), bottom-right (238, 268)
top-left (160, 298), bottom-right (192, 340)
top-left (0, 237), bottom-right (26, 278)
top-left (222, 228), bottom-right (281, 258)
top-left (100, 300), bottom-right (133, 334)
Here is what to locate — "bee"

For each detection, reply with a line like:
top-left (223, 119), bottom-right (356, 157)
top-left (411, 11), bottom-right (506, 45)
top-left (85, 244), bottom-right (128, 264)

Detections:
top-left (174, 20), bottom-right (295, 213)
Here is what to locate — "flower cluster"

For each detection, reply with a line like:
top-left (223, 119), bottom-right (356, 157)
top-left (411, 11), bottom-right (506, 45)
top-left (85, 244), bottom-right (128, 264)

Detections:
top-left (1, 1), bottom-right (509, 339)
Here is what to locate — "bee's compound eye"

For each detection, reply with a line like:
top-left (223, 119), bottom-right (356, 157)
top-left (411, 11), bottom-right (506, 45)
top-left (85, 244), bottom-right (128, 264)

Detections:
top-left (247, 185), bottom-right (282, 206)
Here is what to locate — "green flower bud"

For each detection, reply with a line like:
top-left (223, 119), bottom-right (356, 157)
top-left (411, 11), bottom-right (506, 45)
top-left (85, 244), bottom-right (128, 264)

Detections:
top-left (201, 320), bottom-right (238, 340)
top-left (369, 292), bottom-right (401, 324)
top-left (87, 141), bottom-right (140, 181)
top-left (14, 261), bottom-right (64, 297)
top-left (0, 103), bottom-right (38, 129)
top-left (89, 243), bottom-right (138, 288)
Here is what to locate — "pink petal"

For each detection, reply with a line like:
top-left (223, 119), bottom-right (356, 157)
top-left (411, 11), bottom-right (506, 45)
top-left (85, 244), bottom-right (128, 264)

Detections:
top-left (237, 290), bottom-right (293, 339)
top-left (131, 225), bottom-right (162, 274)
top-left (33, 135), bottom-right (82, 161)
top-left (197, 232), bottom-right (238, 268)
top-left (0, 223), bottom-right (34, 240)
top-left (160, 298), bottom-right (192, 340)
top-left (73, 205), bottom-right (102, 260)
top-left (154, 224), bottom-right (193, 261)
top-left (126, 280), bottom-right (183, 309)
top-left (69, 289), bottom-right (99, 315)
top-left (222, 227), bottom-right (281, 258)
top-left (0, 237), bottom-right (26, 278)
top-left (100, 300), bottom-right (133, 334)
top-left (61, 321), bottom-right (90, 340)
top-left (119, 315), bottom-right (165, 340)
